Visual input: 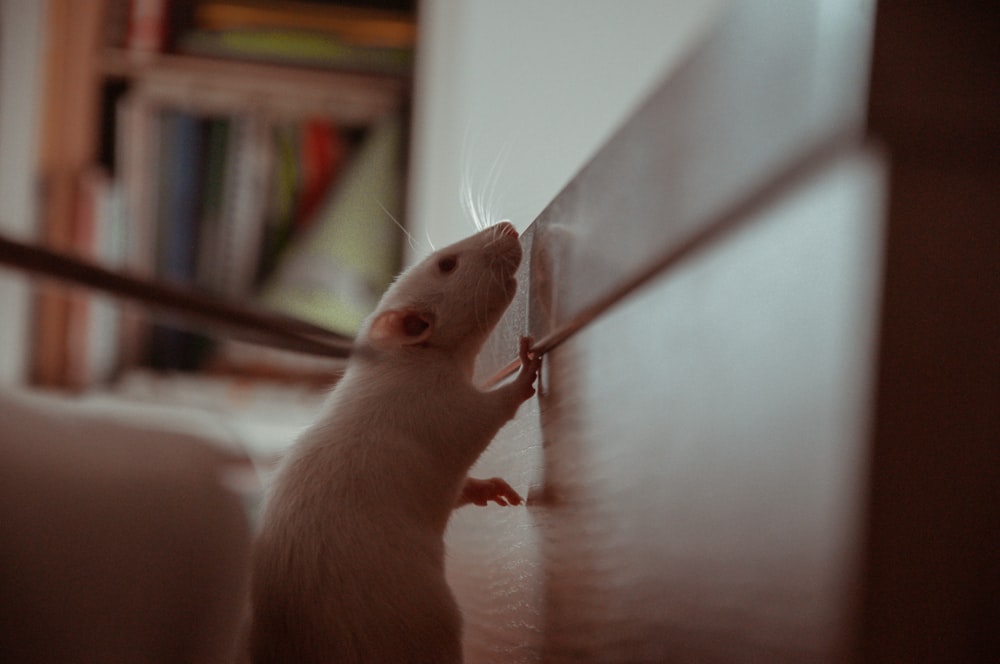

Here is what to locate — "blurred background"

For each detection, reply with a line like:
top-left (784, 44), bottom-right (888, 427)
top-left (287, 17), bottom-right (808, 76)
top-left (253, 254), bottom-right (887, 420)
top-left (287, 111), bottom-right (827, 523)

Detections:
top-left (0, 0), bottom-right (720, 390)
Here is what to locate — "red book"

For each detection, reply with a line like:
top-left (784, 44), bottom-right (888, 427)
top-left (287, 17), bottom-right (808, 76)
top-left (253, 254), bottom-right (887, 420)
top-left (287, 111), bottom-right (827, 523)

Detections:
top-left (126, 0), bottom-right (169, 54)
top-left (296, 119), bottom-right (345, 228)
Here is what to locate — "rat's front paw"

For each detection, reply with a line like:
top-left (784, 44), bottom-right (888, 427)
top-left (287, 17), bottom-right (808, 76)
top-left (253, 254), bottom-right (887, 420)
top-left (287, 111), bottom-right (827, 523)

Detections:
top-left (513, 336), bottom-right (541, 401)
top-left (458, 477), bottom-right (523, 507)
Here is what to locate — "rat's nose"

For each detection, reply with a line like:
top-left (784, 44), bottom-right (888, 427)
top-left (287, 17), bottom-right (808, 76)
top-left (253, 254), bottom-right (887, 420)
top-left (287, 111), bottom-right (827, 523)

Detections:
top-left (495, 221), bottom-right (518, 240)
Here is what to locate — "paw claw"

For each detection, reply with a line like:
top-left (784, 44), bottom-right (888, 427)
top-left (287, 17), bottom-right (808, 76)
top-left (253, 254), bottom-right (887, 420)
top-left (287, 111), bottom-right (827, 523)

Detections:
top-left (515, 336), bottom-right (541, 395)
top-left (518, 336), bottom-right (537, 366)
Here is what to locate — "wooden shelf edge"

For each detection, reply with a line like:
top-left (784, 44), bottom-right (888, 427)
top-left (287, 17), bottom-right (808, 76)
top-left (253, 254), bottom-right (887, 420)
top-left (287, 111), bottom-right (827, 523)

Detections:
top-left (99, 49), bottom-right (410, 124)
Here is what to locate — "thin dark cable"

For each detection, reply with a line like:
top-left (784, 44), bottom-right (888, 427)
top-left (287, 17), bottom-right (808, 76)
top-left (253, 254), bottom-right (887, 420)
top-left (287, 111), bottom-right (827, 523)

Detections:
top-left (0, 233), bottom-right (354, 358)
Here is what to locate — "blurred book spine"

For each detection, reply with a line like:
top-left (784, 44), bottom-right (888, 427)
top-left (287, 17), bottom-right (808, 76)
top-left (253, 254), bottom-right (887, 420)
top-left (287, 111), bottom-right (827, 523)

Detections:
top-left (125, 0), bottom-right (169, 54)
top-left (64, 167), bottom-right (129, 388)
top-left (148, 108), bottom-right (208, 370)
top-left (192, 1), bottom-right (416, 50)
top-left (175, 27), bottom-right (413, 75)
top-left (109, 94), bottom-right (396, 372)
top-left (114, 0), bottom-right (198, 56)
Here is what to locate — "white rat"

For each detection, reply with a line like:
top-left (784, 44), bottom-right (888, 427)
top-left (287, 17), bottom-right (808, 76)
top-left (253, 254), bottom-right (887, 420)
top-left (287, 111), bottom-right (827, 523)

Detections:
top-left (249, 221), bottom-right (541, 663)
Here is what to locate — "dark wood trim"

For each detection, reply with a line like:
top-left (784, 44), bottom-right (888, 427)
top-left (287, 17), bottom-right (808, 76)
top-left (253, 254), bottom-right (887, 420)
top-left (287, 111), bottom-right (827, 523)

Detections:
top-left (861, 3), bottom-right (1000, 661)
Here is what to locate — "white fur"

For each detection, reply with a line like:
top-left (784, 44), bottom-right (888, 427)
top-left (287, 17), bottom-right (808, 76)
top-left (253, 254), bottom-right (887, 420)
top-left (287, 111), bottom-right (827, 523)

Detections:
top-left (249, 223), bottom-right (539, 663)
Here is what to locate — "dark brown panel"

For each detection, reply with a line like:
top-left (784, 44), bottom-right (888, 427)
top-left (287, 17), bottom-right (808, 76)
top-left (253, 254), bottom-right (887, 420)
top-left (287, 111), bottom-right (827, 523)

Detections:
top-left (861, 3), bottom-right (1000, 661)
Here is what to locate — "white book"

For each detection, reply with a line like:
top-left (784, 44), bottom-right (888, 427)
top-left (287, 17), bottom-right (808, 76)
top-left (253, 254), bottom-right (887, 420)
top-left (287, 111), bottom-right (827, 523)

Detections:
top-left (209, 113), bottom-right (273, 299)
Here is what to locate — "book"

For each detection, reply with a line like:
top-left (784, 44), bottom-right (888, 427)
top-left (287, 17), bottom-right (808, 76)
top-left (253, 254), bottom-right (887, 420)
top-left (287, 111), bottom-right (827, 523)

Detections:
top-left (84, 181), bottom-right (128, 384)
top-left (155, 109), bottom-right (206, 286)
top-left (208, 113), bottom-right (273, 299)
top-left (175, 27), bottom-right (414, 75)
top-left (104, 0), bottom-right (132, 50)
top-left (258, 112), bottom-right (404, 335)
top-left (123, 0), bottom-right (198, 55)
top-left (195, 116), bottom-right (232, 291)
top-left (191, 1), bottom-right (417, 49)
top-left (296, 119), bottom-right (347, 230)
top-left (257, 118), bottom-right (348, 285)
top-left (148, 108), bottom-right (209, 370)
top-left (258, 120), bottom-right (302, 283)
top-left (126, 0), bottom-right (169, 55)
top-left (64, 168), bottom-right (128, 388)
top-left (31, 0), bottom-right (111, 387)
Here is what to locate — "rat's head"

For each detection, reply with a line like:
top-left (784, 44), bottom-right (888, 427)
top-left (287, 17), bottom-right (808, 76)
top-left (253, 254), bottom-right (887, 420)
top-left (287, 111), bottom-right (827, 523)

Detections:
top-left (358, 222), bottom-right (522, 364)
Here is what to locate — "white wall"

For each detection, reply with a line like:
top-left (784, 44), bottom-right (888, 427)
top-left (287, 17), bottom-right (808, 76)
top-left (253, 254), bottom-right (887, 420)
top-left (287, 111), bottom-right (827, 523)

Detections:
top-left (0, 0), bottom-right (46, 384)
top-left (406, 0), bottom-right (726, 262)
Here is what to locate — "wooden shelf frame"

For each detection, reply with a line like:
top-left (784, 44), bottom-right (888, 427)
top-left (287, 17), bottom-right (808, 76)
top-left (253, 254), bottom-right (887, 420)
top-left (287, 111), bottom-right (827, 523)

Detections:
top-left (30, 0), bottom-right (412, 388)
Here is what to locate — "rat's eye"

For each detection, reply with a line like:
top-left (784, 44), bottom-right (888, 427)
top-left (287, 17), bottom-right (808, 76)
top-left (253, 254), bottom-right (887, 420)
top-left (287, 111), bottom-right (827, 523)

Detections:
top-left (437, 255), bottom-right (458, 274)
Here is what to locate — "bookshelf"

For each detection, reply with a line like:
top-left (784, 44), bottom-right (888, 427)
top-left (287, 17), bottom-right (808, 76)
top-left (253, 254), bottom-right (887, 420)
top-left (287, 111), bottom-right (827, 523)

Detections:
top-left (31, 0), bottom-right (415, 389)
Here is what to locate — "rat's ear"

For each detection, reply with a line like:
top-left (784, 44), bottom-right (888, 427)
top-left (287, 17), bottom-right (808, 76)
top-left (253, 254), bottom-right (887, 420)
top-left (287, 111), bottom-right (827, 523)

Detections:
top-left (368, 309), bottom-right (434, 347)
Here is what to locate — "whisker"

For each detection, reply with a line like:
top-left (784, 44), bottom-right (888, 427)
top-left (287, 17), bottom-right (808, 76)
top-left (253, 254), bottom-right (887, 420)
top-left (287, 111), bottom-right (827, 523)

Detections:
top-left (468, 186), bottom-right (485, 231)
top-left (474, 174), bottom-right (489, 229)
top-left (459, 133), bottom-right (485, 232)
top-left (477, 188), bottom-right (490, 229)
top-left (460, 168), bottom-right (483, 232)
top-left (376, 199), bottom-right (419, 251)
top-left (481, 143), bottom-right (509, 228)
top-left (459, 127), bottom-right (515, 232)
